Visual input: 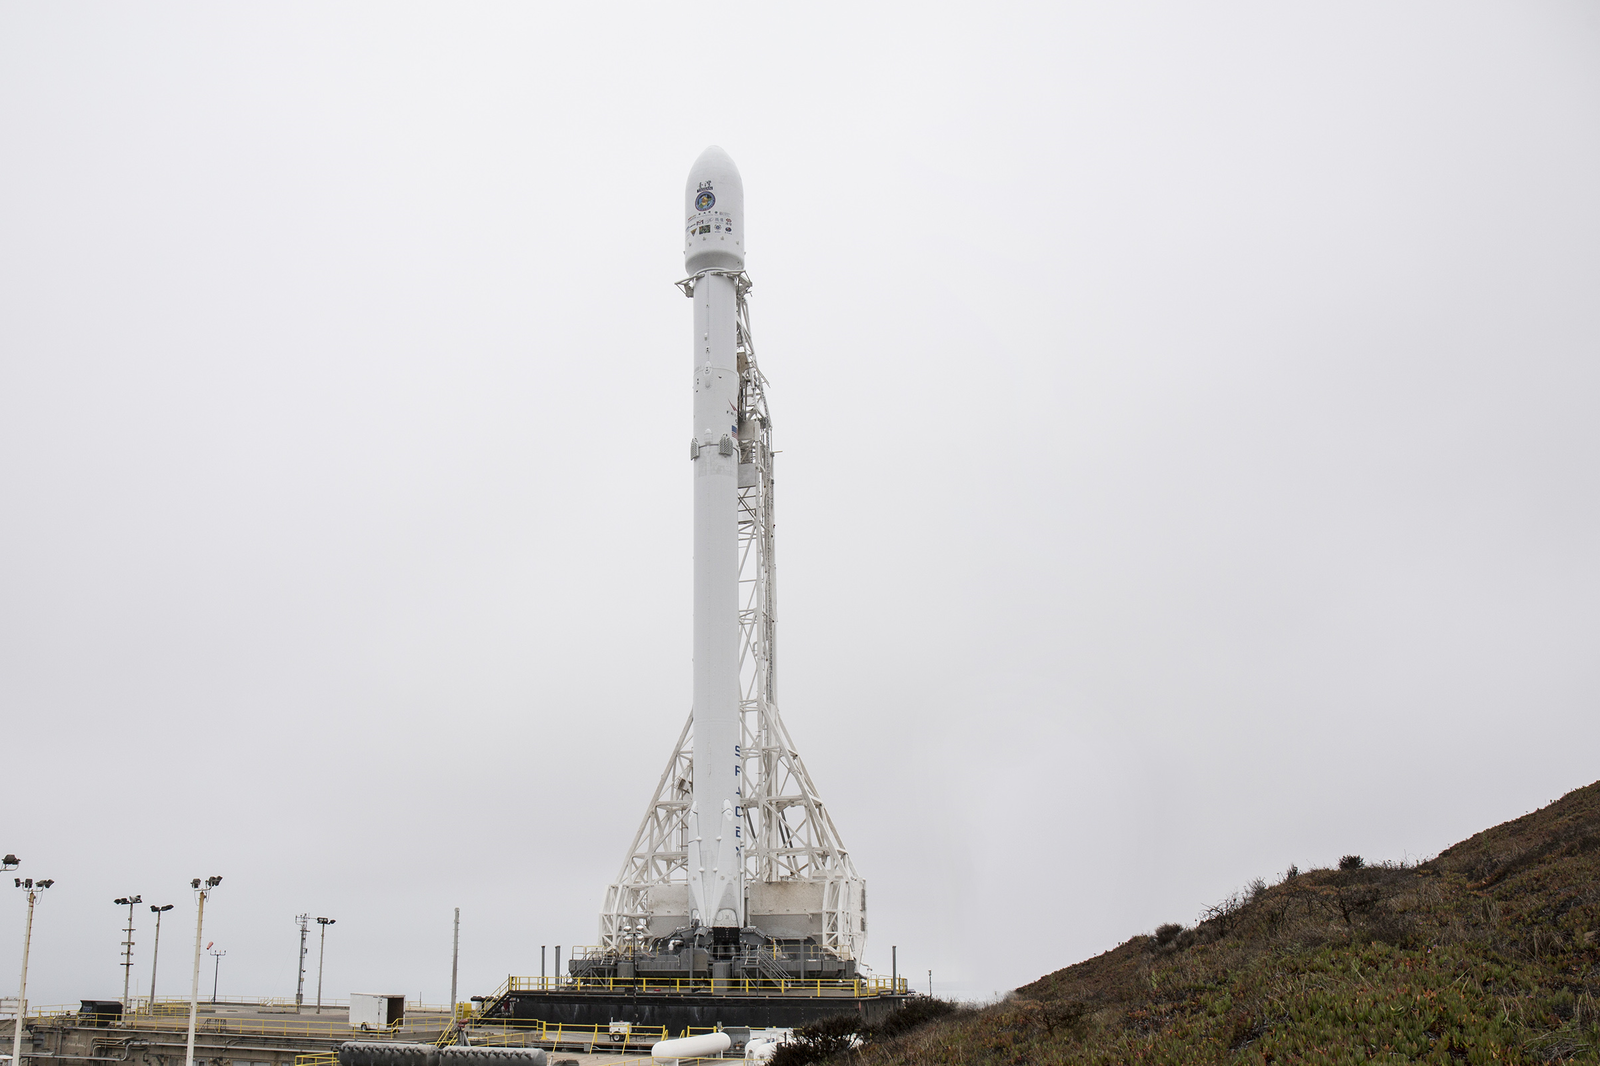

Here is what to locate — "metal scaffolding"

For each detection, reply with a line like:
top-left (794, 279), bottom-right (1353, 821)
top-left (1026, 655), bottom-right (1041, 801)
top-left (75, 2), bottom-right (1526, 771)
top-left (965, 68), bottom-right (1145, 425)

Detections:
top-left (599, 274), bottom-right (866, 961)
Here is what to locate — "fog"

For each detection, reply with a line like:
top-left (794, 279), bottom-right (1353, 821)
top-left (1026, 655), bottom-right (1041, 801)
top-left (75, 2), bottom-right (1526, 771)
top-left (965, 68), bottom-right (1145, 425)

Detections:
top-left (2, 3), bottom-right (1597, 1005)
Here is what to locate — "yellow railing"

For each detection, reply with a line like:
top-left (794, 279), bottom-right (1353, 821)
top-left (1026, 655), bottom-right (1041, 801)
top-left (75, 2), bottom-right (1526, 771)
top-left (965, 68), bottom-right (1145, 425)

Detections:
top-left (13, 998), bottom-right (469, 1025)
top-left (114, 1015), bottom-right (447, 1041)
top-left (500, 974), bottom-right (907, 996)
top-left (7, 1005), bottom-right (82, 1022)
top-left (125, 996), bottom-right (453, 1013)
top-left (441, 1020), bottom-right (740, 1046)
top-left (444, 1020), bottom-right (672, 1048)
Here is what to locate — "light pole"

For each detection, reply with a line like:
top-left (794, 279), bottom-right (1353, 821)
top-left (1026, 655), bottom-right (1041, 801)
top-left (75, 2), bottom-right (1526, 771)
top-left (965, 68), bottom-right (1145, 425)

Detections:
top-left (184, 877), bottom-right (222, 1066)
top-left (148, 905), bottom-right (174, 1007)
top-left (209, 950), bottom-right (225, 1004)
top-left (449, 910), bottom-right (459, 1020)
top-left (113, 895), bottom-right (143, 1014)
top-left (314, 918), bottom-right (335, 1015)
top-left (12, 875), bottom-right (55, 1066)
top-left (293, 915), bottom-right (309, 1013)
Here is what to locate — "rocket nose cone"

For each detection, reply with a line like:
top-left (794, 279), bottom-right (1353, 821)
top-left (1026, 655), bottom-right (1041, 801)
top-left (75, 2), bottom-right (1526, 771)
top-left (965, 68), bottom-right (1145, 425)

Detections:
top-left (685, 145), bottom-right (745, 271)
top-left (686, 145), bottom-right (742, 200)
top-left (695, 145), bottom-right (735, 169)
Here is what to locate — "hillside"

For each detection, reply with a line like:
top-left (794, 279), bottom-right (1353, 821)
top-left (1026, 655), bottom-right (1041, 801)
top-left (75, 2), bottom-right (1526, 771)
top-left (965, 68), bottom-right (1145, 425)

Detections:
top-left (800, 781), bottom-right (1600, 1064)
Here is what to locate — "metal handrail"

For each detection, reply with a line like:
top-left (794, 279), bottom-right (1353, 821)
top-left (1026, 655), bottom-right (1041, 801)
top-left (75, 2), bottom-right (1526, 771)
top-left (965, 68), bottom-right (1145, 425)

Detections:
top-left (98, 1015), bottom-right (446, 1040)
top-left (496, 973), bottom-right (906, 996)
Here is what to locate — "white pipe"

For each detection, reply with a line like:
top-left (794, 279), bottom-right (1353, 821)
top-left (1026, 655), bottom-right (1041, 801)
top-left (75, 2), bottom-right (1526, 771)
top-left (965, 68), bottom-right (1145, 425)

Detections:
top-left (652, 1031), bottom-right (732, 1064)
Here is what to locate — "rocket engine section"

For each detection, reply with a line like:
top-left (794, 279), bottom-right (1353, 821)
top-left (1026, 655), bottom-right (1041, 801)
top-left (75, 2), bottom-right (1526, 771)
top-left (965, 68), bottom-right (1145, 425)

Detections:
top-left (685, 145), bottom-right (745, 934)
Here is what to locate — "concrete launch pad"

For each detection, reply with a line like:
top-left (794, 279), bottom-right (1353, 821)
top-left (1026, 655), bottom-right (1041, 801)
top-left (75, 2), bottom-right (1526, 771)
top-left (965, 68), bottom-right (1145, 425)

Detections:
top-left (482, 986), bottom-right (912, 1033)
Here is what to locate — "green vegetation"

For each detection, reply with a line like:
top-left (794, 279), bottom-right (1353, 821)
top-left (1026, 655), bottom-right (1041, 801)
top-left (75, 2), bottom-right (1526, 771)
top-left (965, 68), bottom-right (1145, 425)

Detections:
top-left (833, 781), bottom-right (1600, 1064)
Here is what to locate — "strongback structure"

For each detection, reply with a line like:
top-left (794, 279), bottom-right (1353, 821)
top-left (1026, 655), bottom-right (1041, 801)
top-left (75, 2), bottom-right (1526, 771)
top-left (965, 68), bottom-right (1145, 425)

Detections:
top-left (596, 274), bottom-right (867, 963)
top-left (593, 145), bottom-right (865, 972)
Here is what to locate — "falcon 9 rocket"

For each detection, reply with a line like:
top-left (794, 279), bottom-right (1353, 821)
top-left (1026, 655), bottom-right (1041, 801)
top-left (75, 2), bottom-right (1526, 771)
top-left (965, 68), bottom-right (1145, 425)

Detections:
top-left (684, 145), bottom-right (746, 935)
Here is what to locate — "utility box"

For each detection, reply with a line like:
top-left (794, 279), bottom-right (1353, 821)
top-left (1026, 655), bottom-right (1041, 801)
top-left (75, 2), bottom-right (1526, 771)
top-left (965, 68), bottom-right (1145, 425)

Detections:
top-left (349, 993), bottom-right (405, 1030)
top-left (78, 1001), bottom-right (123, 1027)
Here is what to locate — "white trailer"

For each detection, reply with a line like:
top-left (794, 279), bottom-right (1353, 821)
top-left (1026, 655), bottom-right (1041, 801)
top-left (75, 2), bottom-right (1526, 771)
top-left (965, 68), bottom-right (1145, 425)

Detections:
top-left (348, 993), bottom-right (405, 1030)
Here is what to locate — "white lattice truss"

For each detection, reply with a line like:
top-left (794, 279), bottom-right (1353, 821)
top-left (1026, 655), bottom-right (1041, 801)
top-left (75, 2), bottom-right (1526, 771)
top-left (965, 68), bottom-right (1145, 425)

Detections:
top-left (599, 274), bottom-right (865, 961)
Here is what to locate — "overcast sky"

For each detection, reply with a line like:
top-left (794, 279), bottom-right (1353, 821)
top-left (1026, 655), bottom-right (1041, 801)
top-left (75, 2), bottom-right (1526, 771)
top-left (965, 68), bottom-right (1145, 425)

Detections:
top-left (2, 2), bottom-right (1597, 1007)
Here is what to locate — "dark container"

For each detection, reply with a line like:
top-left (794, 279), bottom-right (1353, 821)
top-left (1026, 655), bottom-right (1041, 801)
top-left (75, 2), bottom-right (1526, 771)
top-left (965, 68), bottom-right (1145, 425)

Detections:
top-left (78, 1001), bottom-right (123, 1026)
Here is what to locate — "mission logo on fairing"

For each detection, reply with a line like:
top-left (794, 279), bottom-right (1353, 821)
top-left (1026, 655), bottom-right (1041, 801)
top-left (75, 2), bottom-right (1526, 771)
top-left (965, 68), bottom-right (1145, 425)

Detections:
top-left (695, 190), bottom-right (715, 210)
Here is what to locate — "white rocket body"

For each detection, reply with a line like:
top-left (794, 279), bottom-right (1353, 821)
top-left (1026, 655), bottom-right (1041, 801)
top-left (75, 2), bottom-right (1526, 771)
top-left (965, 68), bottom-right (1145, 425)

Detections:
top-left (684, 146), bottom-right (745, 931)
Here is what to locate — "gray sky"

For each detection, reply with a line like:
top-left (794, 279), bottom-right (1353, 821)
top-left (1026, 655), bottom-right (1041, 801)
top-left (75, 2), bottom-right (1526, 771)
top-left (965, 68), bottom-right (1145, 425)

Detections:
top-left (2, 3), bottom-right (1597, 1006)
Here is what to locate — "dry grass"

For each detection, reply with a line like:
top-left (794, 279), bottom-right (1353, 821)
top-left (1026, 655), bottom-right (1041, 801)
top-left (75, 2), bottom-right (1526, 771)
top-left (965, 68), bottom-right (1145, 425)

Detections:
top-left (846, 780), bottom-right (1600, 1064)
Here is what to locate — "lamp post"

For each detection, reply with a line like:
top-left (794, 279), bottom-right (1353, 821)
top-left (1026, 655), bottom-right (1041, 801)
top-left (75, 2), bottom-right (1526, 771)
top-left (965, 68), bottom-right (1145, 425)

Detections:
top-left (148, 905), bottom-right (174, 1008)
top-left (314, 918), bottom-right (335, 1015)
top-left (184, 877), bottom-right (222, 1066)
top-left (12, 876), bottom-right (55, 1066)
top-left (113, 895), bottom-right (143, 1014)
top-left (209, 950), bottom-right (225, 1004)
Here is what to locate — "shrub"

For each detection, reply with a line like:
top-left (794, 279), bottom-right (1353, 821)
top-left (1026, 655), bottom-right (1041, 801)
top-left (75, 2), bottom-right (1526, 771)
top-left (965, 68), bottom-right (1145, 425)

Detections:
top-left (1338, 854), bottom-right (1365, 870)
top-left (1281, 863), bottom-right (1299, 882)
top-left (1199, 889), bottom-right (1249, 935)
top-left (1248, 877), bottom-right (1268, 902)
top-left (1363, 905), bottom-right (1419, 947)
top-left (1153, 923), bottom-right (1184, 946)
top-left (769, 1014), bottom-right (860, 1066)
top-left (866, 997), bottom-right (958, 1041)
top-left (1035, 1000), bottom-right (1088, 1038)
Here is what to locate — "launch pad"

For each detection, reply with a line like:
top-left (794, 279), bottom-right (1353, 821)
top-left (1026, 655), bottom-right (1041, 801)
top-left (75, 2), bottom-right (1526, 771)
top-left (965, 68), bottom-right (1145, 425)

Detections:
top-left (482, 974), bottom-right (908, 1033)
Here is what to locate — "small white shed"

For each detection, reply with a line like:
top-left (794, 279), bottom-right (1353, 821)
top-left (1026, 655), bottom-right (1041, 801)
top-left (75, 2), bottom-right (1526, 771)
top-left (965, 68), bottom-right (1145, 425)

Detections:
top-left (349, 993), bottom-right (405, 1029)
